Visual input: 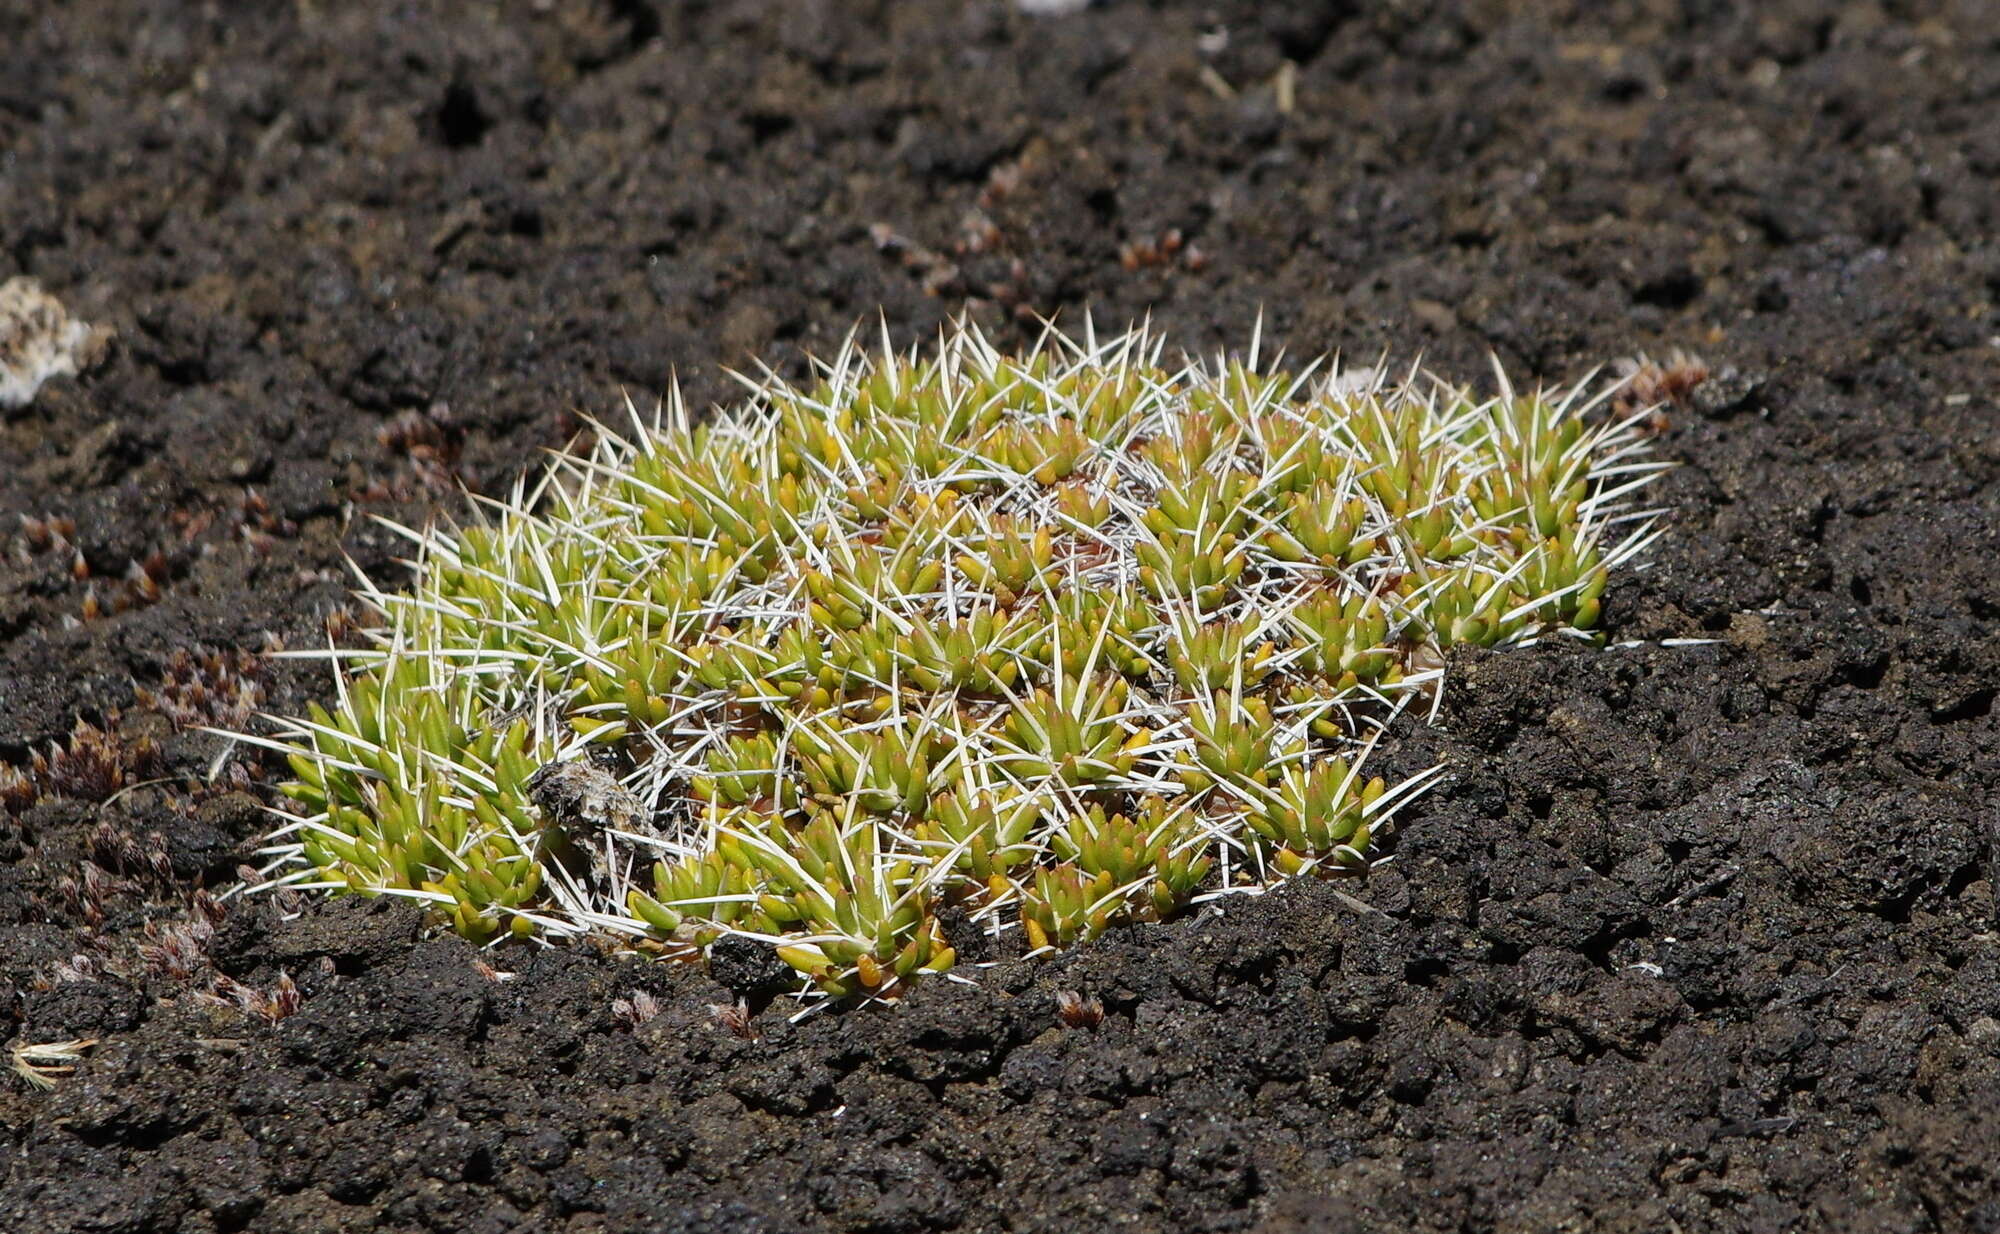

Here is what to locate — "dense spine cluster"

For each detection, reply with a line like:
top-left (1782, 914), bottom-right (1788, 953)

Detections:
top-left (248, 321), bottom-right (1666, 999)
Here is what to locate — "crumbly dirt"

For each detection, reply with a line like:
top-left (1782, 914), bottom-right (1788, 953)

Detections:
top-left (4, 2), bottom-right (1999, 1231)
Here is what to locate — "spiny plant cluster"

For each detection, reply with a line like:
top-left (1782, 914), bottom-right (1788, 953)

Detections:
top-left (245, 321), bottom-right (1666, 1001)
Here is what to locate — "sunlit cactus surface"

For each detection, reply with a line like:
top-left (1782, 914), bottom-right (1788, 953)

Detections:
top-left (251, 320), bottom-right (1667, 999)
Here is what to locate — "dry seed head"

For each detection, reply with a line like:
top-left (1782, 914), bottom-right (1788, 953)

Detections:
top-left (709, 997), bottom-right (759, 1039)
top-left (1055, 989), bottom-right (1105, 1029)
top-left (613, 989), bottom-right (663, 1028)
top-left (201, 971), bottom-right (301, 1024)
top-left (244, 319), bottom-right (1670, 998)
top-left (10, 1038), bottom-right (98, 1091)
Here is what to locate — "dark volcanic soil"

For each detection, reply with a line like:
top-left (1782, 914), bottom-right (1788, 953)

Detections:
top-left (4, 2), bottom-right (1999, 1231)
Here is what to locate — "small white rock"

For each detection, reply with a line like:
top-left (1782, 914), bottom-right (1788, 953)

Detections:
top-left (0, 277), bottom-right (112, 409)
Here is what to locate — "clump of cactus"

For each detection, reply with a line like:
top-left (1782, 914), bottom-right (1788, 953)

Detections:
top-left (243, 320), bottom-right (1667, 1000)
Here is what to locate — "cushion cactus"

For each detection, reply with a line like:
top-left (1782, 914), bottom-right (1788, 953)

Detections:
top-left (243, 319), bottom-right (1667, 1000)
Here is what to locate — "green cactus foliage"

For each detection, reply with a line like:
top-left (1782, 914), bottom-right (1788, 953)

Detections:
top-left (249, 321), bottom-right (1667, 999)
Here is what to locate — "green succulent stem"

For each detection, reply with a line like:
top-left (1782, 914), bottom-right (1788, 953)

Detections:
top-left (246, 319), bottom-right (1669, 1000)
